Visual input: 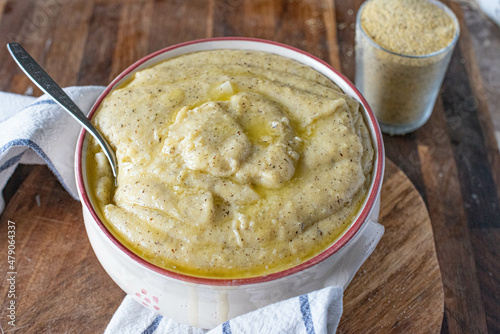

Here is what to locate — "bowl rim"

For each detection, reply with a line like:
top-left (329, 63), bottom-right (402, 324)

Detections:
top-left (75, 37), bottom-right (385, 286)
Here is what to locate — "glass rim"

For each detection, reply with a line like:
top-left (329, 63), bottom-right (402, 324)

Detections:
top-left (356, 0), bottom-right (460, 59)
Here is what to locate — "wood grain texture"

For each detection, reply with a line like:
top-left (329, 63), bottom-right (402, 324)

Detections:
top-left (320, 0), bottom-right (341, 70)
top-left (77, 2), bottom-right (121, 86)
top-left (0, 0), bottom-right (7, 26)
top-left (449, 0), bottom-right (500, 207)
top-left (469, 229), bottom-right (500, 332)
top-left (441, 45), bottom-right (500, 229)
top-left (148, 0), bottom-right (212, 53)
top-left (110, 0), bottom-right (153, 80)
top-left (332, 0), bottom-right (361, 79)
top-left (0, 0), bottom-right (499, 332)
top-left (339, 159), bottom-right (443, 334)
top-left (0, 166), bottom-right (125, 333)
top-left (417, 98), bottom-right (488, 334)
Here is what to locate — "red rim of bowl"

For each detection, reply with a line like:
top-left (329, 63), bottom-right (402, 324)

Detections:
top-left (76, 37), bottom-right (385, 286)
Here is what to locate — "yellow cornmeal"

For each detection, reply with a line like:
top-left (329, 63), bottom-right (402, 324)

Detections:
top-left (361, 0), bottom-right (455, 56)
top-left (87, 50), bottom-right (374, 279)
top-left (357, 0), bottom-right (457, 129)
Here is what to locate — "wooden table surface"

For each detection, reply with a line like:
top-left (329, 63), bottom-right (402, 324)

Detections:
top-left (0, 0), bottom-right (499, 333)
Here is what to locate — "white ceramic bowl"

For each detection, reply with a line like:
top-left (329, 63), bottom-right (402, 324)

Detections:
top-left (75, 37), bottom-right (385, 329)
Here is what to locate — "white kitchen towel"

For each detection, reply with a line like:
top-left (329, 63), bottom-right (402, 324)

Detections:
top-left (0, 86), bottom-right (105, 213)
top-left (105, 286), bottom-right (343, 334)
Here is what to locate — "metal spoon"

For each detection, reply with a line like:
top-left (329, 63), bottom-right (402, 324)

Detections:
top-left (7, 43), bottom-right (118, 182)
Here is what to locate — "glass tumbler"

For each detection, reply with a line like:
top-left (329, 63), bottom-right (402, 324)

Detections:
top-left (355, 0), bottom-right (460, 135)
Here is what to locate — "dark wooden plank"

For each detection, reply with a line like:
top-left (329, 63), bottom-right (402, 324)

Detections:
top-left (1, 165), bottom-right (32, 210)
top-left (0, 166), bottom-right (125, 333)
top-left (1, 0), bottom-right (88, 93)
top-left (0, 0), bottom-right (38, 94)
top-left (42, 0), bottom-right (94, 87)
top-left (147, 0), bottom-right (212, 54)
top-left (437, 19), bottom-right (500, 329)
top-left (470, 229), bottom-right (500, 332)
top-left (272, 0), bottom-right (331, 61)
top-left (449, 0), bottom-right (500, 212)
top-left (447, 8), bottom-right (500, 329)
top-left (383, 133), bottom-right (427, 203)
top-left (275, 1), bottom-right (330, 60)
top-left (212, 0), bottom-right (276, 40)
top-left (0, 0), bottom-right (6, 23)
top-left (212, 0), bottom-right (250, 37)
top-left (0, 0), bottom-right (93, 91)
top-left (109, 0), bottom-right (153, 80)
top-left (77, 1), bottom-right (121, 86)
top-left (333, 0), bottom-right (362, 81)
top-left (320, 0), bottom-right (341, 70)
top-left (441, 45), bottom-right (500, 229)
top-left (417, 98), bottom-right (488, 334)
top-left (213, 0), bottom-right (334, 62)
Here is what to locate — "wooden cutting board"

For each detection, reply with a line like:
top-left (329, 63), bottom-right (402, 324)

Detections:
top-left (0, 158), bottom-right (443, 333)
top-left (339, 159), bottom-right (443, 333)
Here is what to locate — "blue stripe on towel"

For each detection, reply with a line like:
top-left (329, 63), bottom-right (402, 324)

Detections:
top-left (222, 321), bottom-right (232, 334)
top-left (299, 294), bottom-right (315, 334)
top-left (0, 138), bottom-right (77, 199)
top-left (0, 151), bottom-right (24, 173)
top-left (23, 99), bottom-right (57, 109)
top-left (141, 315), bottom-right (163, 334)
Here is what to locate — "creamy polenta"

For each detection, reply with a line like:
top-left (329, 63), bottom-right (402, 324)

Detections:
top-left (87, 50), bottom-right (374, 278)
